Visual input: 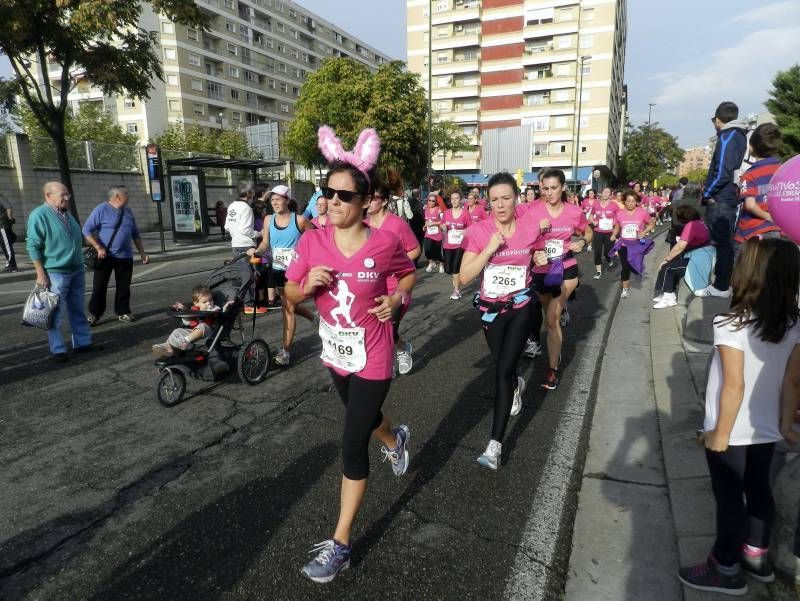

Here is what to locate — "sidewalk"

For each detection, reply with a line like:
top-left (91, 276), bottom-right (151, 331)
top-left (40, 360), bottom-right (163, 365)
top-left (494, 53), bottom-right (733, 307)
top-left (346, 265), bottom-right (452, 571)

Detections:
top-left (567, 240), bottom-right (781, 600)
top-left (0, 231), bottom-right (230, 285)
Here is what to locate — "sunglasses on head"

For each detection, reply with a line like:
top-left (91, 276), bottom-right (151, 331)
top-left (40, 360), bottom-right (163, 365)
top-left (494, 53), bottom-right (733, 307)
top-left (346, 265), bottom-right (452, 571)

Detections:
top-left (320, 186), bottom-right (361, 203)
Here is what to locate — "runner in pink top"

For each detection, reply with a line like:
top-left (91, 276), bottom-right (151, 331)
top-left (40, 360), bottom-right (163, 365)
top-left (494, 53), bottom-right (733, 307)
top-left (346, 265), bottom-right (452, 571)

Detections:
top-left (441, 190), bottom-right (471, 300)
top-left (515, 187), bottom-right (539, 218)
top-left (611, 189), bottom-right (656, 298)
top-left (366, 181), bottom-right (421, 376)
top-left (284, 126), bottom-right (416, 583)
top-left (589, 186), bottom-right (618, 279)
top-left (460, 171), bottom-right (547, 470)
top-left (310, 195), bottom-right (329, 229)
top-left (528, 168), bottom-right (592, 391)
top-left (581, 190), bottom-right (596, 218)
top-left (466, 191), bottom-right (487, 223)
top-left (423, 193), bottom-right (444, 273)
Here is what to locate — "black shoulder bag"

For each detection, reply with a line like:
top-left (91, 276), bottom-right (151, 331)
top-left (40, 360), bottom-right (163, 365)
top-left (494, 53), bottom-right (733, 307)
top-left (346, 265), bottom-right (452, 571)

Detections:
top-left (84, 208), bottom-right (125, 270)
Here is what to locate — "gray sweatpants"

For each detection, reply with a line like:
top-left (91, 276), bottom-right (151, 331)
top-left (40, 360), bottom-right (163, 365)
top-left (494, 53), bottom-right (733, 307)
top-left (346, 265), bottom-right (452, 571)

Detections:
top-left (167, 323), bottom-right (213, 348)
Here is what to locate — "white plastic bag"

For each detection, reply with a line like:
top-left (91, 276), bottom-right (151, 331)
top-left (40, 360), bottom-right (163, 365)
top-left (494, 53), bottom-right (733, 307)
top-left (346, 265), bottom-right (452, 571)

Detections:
top-left (21, 285), bottom-right (60, 329)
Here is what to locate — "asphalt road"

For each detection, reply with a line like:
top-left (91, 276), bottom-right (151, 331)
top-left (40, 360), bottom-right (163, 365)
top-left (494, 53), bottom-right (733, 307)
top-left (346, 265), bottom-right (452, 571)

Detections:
top-left (1, 246), bottom-right (627, 600)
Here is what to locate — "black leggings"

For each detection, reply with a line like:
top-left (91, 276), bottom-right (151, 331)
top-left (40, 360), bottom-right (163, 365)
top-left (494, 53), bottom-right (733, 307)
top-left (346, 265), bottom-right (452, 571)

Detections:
top-left (618, 245), bottom-right (632, 281)
top-left (653, 257), bottom-right (690, 294)
top-left (529, 299), bottom-right (542, 343)
top-left (423, 238), bottom-right (442, 262)
top-left (706, 443), bottom-right (775, 566)
top-left (482, 306), bottom-right (532, 442)
top-left (329, 370), bottom-right (392, 480)
top-left (593, 232), bottom-right (613, 267)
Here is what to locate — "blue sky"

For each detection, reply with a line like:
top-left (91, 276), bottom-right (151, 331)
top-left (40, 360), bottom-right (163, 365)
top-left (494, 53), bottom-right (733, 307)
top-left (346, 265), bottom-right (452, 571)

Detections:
top-left (3, 0), bottom-right (798, 149)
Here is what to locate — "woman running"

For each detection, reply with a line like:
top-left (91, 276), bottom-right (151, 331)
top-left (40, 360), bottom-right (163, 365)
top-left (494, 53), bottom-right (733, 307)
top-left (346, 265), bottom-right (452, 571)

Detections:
top-left (441, 190), bottom-right (471, 300)
top-left (529, 169), bottom-right (592, 390)
top-left (611, 189), bottom-right (655, 299)
top-left (311, 195), bottom-right (329, 228)
top-left (460, 172), bottom-right (546, 469)
top-left (423, 192), bottom-right (444, 273)
top-left (366, 181), bottom-right (421, 375)
top-left (285, 126), bottom-right (416, 583)
top-left (248, 184), bottom-right (315, 365)
top-left (590, 186), bottom-right (618, 279)
top-left (466, 191), bottom-right (488, 223)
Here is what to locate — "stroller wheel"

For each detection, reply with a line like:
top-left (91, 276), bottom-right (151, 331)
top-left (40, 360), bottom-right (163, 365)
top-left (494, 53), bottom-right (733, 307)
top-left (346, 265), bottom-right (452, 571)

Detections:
top-left (156, 368), bottom-right (187, 407)
top-left (238, 339), bottom-right (270, 385)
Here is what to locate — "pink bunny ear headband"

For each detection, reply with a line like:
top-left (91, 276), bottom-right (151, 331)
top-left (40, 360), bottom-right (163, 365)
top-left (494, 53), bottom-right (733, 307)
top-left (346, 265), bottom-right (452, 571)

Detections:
top-left (317, 125), bottom-right (380, 185)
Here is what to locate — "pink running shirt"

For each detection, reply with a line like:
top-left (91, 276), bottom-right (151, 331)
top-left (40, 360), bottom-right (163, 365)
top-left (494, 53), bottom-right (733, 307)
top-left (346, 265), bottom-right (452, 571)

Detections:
top-left (528, 202), bottom-right (588, 274)
top-left (286, 226), bottom-right (415, 380)
top-left (442, 208), bottom-right (471, 249)
top-left (462, 215), bottom-right (541, 309)
top-left (369, 212), bottom-right (420, 295)
top-left (468, 204), bottom-right (488, 224)
top-left (591, 200), bottom-right (618, 234)
top-left (615, 207), bottom-right (651, 240)
top-left (423, 206), bottom-right (443, 241)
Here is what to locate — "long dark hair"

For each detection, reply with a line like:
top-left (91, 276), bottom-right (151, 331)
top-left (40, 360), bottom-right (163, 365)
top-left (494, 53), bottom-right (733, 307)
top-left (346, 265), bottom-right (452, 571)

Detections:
top-left (719, 238), bottom-right (800, 343)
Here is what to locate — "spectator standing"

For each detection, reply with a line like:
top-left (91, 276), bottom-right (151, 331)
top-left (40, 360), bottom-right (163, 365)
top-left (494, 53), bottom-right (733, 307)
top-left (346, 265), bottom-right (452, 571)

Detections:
top-left (303, 178), bottom-right (325, 220)
top-left (83, 186), bottom-right (149, 325)
top-left (696, 101), bottom-right (748, 298)
top-left (26, 182), bottom-right (98, 362)
top-left (224, 183), bottom-right (258, 257)
top-left (0, 193), bottom-right (17, 272)
top-left (214, 201), bottom-right (227, 239)
top-left (671, 177), bottom-right (689, 204)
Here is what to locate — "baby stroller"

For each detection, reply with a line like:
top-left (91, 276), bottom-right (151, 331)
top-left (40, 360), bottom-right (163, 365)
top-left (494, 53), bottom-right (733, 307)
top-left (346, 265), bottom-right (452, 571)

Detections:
top-left (154, 254), bottom-right (270, 407)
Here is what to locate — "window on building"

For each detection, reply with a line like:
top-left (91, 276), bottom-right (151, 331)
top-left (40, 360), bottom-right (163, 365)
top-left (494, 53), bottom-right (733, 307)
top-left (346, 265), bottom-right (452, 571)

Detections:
top-left (289, 8), bottom-right (296, 18)
top-left (436, 75), bottom-right (451, 88)
top-left (580, 116), bottom-right (589, 128)
top-left (461, 124), bottom-right (477, 136)
top-left (280, 102), bottom-right (289, 113)
top-left (580, 35), bottom-right (594, 48)
top-left (193, 103), bottom-right (205, 115)
top-left (277, 22), bottom-right (285, 32)
top-left (232, 111), bottom-right (242, 121)
top-left (559, 144), bottom-right (567, 153)
top-left (164, 47), bottom-right (177, 61)
top-left (556, 63), bottom-right (571, 76)
top-left (188, 53), bottom-right (201, 67)
top-left (269, 79), bottom-right (276, 89)
top-left (126, 123), bottom-right (139, 134)
top-left (224, 0), bottom-right (234, 7)
top-left (226, 21), bottom-right (236, 33)
top-left (581, 63), bottom-right (591, 76)
top-left (167, 74), bottom-right (179, 86)
top-left (581, 145), bottom-right (587, 153)
top-left (293, 86), bottom-right (300, 96)
top-left (277, 43), bottom-right (285, 53)
top-left (168, 99), bottom-right (180, 111)
top-left (533, 143), bottom-right (548, 156)
top-left (437, 53), bottom-right (449, 63)
top-left (187, 27), bottom-right (199, 41)
top-left (266, 37), bottom-right (274, 48)
top-left (554, 115), bottom-right (568, 128)
top-left (582, 8), bottom-right (595, 21)
top-left (245, 70), bottom-right (257, 82)
top-left (532, 116), bottom-right (549, 131)
top-left (437, 26), bottom-right (449, 38)
top-left (558, 36), bottom-right (571, 49)
top-left (436, 0), bottom-right (449, 12)
top-left (229, 65), bottom-right (240, 78)
top-left (124, 98), bottom-right (135, 109)
top-left (191, 78), bottom-right (203, 91)
top-left (527, 93), bottom-right (548, 106)
top-left (291, 29), bottom-right (298, 39)
top-left (231, 89), bottom-right (241, 100)
top-left (227, 42), bottom-right (238, 56)
top-left (278, 82), bottom-right (287, 92)
top-left (437, 101), bottom-right (449, 112)
top-left (558, 7), bottom-right (573, 21)
top-left (278, 62), bottom-right (287, 72)
top-left (291, 67), bottom-right (300, 77)
top-left (526, 7), bottom-right (554, 25)
top-left (290, 48), bottom-right (298, 59)
top-left (161, 22), bottom-right (174, 34)
top-left (581, 89), bottom-right (591, 101)
top-left (555, 89), bottom-right (570, 102)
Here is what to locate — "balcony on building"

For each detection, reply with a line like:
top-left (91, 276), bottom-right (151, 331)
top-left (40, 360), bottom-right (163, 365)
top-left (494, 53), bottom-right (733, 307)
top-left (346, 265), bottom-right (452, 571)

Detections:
top-left (523, 5), bottom-right (579, 40)
top-left (431, 0), bottom-right (480, 27)
top-left (522, 37), bottom-right (576, 66)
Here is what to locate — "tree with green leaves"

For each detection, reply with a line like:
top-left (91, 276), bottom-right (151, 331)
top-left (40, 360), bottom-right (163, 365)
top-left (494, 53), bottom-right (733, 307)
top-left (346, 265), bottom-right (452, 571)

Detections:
top-left (154, 123), bottom-right (255, 158)
top-left (431, 119), bottom-right (473, 178)
top-left (0, 0), bottom-right (207, 220)
top-left (619, 123), bottom-right (684, 184)
top-left (682, 168), bottom-right (708, 184)
top-left (765, 63), bottom-right (800, 159)
top-left (283, 57), bottom-right (430, 185)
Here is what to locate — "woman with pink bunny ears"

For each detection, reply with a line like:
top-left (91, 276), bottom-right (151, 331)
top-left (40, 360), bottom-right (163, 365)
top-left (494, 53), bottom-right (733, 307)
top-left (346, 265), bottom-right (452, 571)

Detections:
top-left (285, 125), bottom-right (417, 583)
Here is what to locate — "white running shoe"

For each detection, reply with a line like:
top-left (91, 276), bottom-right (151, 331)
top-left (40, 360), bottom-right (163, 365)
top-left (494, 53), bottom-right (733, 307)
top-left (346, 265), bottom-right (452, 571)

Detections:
top-left (694, 284), bottom-right (732, 299)
top-left (593, 272), bottom-right (602, 280)
top-left (477, 439), bottom-right (502, 470)
top-left (523, 338), bottom-right (542, 358)
top-left (560, 307), bottom-right (570, 327)
top-left (397, 341), bottom-right (413, 375)
top-left (425, 263), bottom-right (434, 273)
top-left (438, 263), bottom-right (445, 274)
top-left (620, 288), bottom-right (631, 299)
top-left (653, 293), bottom-right (678, 309)
top-left (653, 293), bottom-right (664, 302)
top-left (510, 376), bottom-right (525, 416)
top-left (275, 348), bottom-right (291, 366)
top-left (449, 289), bottom-right (462, 300)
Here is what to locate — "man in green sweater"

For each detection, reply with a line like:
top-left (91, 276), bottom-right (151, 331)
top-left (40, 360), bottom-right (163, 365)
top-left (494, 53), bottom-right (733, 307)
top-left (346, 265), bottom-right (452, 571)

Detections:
top-left (26, 182), bottom-right (98, 362)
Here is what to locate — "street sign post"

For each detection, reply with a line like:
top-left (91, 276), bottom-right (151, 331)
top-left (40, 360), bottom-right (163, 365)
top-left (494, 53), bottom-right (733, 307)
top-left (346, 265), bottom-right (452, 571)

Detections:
top-left (146, 143), bottom-right (166, 253)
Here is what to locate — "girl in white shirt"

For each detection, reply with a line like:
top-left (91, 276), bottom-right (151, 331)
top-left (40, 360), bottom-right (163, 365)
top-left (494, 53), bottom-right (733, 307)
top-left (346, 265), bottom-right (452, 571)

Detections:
top-left (679, 238), bottom-right (800, 596)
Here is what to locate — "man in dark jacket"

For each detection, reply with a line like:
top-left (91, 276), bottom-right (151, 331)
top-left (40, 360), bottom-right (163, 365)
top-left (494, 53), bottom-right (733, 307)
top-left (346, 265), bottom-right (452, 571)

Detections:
top-left (696, 101), bottom-right (748, 298)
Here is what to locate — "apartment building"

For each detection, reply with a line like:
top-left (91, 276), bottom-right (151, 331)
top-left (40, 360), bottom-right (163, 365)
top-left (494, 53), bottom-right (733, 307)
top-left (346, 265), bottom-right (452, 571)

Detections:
top-left (407, 0), bottom-right (627, 182)
top-left (676, 145), bottom-right (712, 177)
top-left (39, 0), bottom-right (391, 148)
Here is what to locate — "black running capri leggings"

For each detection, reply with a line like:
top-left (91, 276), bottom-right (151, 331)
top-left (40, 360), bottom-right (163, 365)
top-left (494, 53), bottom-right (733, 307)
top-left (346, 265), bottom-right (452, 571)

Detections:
top-left (618, 246), bottom-right (632, 281)
top-left (593, 232), bottom-right (613, 266)
top-left (423, 238), bottom-right (443, 262)
top-left (328, 369), bottom-right (392, 480)
top-left (482, 305), bottom-right (532, 442)
top-left (442, 247), bottom-right (464, 275)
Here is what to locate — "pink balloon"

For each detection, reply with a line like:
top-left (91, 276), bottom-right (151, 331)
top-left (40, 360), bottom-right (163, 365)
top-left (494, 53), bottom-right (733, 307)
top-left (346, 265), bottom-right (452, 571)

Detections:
top-left (767, 154), bottom-right (800, 243)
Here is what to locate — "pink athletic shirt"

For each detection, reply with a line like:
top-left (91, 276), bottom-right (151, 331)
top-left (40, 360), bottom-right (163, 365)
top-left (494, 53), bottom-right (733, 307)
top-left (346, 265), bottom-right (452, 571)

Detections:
top-left (615, 207), bottom-right (651, 240)
top-left (581, 198), bottom-right (594, 215)
top-left (528, 202), bottom-right (588, 274)
top-left (468, 204), bottom-right (488, 223)
top-left (423, 206), bottom-right (444, 241)
top-left (311, 216), bottom-right (328, 229)
top-left (286, 226), bottom-right (415, 380)
top-left (462, 214), bottom-right (541, 309)
top-left (368, 212), bottom-right (420, 295)
top-left (590, 200), bottom-right (618, 234)
top-left (442, 208), bottom-right (471, 249)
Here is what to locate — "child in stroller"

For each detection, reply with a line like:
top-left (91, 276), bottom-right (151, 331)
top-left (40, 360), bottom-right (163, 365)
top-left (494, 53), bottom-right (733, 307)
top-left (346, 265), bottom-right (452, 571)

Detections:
top-left (152, 285), bottom-right (232, 356)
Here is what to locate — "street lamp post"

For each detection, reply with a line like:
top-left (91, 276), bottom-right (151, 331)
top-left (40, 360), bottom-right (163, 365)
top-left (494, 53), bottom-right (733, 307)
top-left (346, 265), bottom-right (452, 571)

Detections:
top-left (572, 55), bottom-right (591, 188)
top-left (646, 102), bottom-right (656, 183)
top-left (426, 0), bottom-right (432, 193)
top-left (648, 102), bottom-right (656, 126)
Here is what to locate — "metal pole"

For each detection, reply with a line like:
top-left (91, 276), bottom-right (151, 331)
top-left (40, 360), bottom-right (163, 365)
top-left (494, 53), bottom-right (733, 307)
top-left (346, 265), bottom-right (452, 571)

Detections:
top-left (574, 56), bottom-right (589, 189)
top-left (427, 0), bottom-right (432, 193)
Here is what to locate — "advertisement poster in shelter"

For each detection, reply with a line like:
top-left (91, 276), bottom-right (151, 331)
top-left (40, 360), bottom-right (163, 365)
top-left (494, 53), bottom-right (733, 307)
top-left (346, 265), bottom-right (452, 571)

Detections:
top-left (169, 172), bottom-right (207, 236)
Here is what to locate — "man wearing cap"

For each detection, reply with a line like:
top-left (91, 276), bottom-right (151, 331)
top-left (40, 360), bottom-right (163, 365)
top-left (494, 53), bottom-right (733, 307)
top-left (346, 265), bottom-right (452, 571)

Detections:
top-left (224, 182), bottom-right (258, 257)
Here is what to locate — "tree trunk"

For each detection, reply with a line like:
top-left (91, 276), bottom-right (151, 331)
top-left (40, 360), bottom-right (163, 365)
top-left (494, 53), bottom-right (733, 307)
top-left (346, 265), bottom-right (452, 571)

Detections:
top-left (52, 120), bottom-right (79, 224)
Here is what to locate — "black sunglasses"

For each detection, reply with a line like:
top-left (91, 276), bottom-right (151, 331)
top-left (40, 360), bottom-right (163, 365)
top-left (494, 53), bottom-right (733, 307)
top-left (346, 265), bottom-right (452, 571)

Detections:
top-left (321, 186), bottom-right (361, 203)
